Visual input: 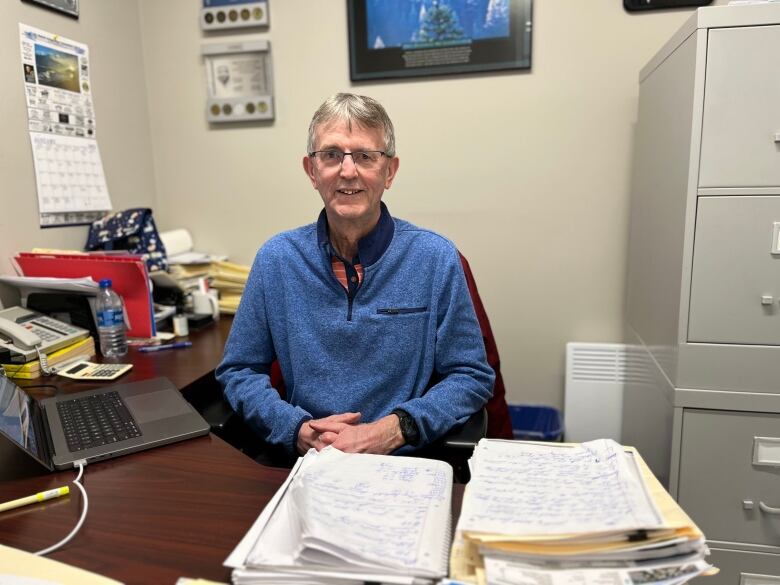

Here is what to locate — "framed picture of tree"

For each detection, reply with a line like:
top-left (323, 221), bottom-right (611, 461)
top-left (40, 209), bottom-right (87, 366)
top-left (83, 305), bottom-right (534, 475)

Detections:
top-left (347, 0), bottom-right (532, 81)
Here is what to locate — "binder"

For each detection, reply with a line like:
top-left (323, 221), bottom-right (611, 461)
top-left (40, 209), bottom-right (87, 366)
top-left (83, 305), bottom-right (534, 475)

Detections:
top-left (1, 336), bottom-right (96, 379)
top-left (15, 252), bottom-right (156, 338)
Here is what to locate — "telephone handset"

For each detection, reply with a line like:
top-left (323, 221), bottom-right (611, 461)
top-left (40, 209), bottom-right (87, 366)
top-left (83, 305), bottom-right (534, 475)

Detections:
top-left (0, 318), bottom-right (42, 350)
top-left (0, 306), bottom-right (89, 363)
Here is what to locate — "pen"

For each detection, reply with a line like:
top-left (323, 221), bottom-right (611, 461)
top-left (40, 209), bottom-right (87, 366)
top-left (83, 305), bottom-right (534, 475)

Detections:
top-left (0, 486), bottom-right (70, 513)
top-left (139, 341), bottom-right (193, 353)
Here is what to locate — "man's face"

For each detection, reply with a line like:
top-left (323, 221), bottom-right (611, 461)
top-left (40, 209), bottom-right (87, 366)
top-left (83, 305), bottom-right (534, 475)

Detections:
top-left (303, 119), bottom-right (399, 229)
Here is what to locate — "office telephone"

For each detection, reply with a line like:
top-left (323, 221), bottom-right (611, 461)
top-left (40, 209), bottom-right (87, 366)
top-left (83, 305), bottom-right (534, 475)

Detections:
top-left (0, 306), bottom-right (90, 363)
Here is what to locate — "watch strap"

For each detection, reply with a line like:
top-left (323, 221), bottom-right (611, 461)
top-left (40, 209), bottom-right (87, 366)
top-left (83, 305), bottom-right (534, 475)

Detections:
top-left (391, 408), bottom-right (420, 446)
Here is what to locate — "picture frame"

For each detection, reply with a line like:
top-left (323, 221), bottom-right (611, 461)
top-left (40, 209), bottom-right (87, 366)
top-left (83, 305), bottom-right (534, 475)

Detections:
top-left (21, 0), bottom-right (79, 18)
top-left (623, 0), bottom-right (711, 11)
top-left (348, 0), bottom-right (532, 81)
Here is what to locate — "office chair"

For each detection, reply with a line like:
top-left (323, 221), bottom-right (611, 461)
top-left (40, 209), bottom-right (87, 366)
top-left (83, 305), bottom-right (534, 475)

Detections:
top-left (458, 253), bottom-right (512, 441)
top-left (203, 252), bottom-right (511, 483)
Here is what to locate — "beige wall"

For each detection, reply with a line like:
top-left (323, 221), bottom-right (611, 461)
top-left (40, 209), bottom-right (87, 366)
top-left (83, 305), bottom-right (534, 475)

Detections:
top-left (0, 0), bottom-right (727, 410)
top-left (0, 0), bottom-right (157, 275)
top-left (140, 0), bottom-right (724, 409)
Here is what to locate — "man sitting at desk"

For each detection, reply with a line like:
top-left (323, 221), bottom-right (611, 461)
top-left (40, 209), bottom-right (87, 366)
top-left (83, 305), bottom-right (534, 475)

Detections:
top-left (216, 93), bottom-right (494, 460)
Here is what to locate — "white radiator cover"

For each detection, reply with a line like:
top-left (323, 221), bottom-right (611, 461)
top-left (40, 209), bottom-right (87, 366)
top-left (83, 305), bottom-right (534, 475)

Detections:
top-left (564, 342), bottom-right (629, 443)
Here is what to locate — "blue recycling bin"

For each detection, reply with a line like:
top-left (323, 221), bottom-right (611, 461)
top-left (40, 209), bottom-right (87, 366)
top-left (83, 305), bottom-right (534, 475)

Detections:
top-left (509, 404), bottom-right (563, 441)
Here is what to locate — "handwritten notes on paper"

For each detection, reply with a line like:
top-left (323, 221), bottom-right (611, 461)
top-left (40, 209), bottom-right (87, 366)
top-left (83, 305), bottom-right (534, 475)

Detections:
top-left (449, 440), bottom-right (710, 585)
top-left (242, 447), bottom-right (453, 582)
top-left (296, 451), bottom-right (450, 572)
top-left (458, 439), bottom-right (663, 536)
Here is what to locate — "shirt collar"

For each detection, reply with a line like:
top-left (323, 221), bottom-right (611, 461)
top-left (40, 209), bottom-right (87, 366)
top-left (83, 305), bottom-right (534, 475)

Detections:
top-left (317, 202), bottom-right (395, 267)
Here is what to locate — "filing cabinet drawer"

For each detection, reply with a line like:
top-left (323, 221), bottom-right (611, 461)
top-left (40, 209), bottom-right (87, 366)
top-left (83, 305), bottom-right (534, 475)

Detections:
top-left (688, 196), bottom-right (780, 345)
top-left (677, 409), bottom-right (780, 546)
top-left (699, 26), bottom-right (780, 188)
top-left (692, 548), bottom-right (780, 585)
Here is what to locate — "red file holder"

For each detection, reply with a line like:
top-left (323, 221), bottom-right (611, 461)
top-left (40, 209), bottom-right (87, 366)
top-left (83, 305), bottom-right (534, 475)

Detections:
top-left (15, 252), bottom-right (157, 338)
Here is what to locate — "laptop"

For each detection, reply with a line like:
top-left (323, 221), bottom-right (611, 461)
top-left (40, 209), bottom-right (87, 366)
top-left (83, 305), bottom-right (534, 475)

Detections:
top-left (0, 375), bottom-right (210, 476)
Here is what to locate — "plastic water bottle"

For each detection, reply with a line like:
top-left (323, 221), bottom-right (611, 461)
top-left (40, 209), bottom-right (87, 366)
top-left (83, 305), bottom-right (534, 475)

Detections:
top-left (96, 278), bottom-right (128, 357)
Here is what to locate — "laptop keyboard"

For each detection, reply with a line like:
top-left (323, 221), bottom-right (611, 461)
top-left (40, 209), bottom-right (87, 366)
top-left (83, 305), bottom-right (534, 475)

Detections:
top-left (56, 391), bottom-right (142, 452)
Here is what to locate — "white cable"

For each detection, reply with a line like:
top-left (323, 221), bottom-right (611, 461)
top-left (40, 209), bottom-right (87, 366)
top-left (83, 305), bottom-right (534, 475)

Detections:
top-left (35, 460), bottom-right (89, 556)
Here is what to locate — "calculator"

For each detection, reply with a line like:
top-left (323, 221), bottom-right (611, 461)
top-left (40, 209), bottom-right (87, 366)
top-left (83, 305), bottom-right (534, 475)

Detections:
top-left (57, 360), bottom-right (133, 381)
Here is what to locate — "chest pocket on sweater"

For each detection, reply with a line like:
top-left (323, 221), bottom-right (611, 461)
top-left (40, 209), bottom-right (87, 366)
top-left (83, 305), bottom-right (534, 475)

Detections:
top-left (367, 306), bottom-right (431, 370)
top-left (376, 306), bottom-right (428, 315)
top-left (371, 306), bottom-right (430, 343)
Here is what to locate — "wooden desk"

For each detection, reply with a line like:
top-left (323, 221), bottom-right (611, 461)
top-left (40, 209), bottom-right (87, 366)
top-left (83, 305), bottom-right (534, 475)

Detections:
top-left (0, 435), bottom-right (465, 584)
top-left (0, 434), bottom-right (289, 583)
top-left (1, 316), bottom-right (277, 583)
top-left (19, 317), bottom-right (234, 397)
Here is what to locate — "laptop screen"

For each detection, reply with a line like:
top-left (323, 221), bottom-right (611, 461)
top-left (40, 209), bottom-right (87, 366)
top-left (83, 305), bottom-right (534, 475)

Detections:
top-left (0, 376), bottom-right (48, 464)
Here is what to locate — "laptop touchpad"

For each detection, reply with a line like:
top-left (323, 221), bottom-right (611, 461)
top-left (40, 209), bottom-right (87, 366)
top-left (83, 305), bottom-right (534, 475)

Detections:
top-left (125, 391), bottom-right (191, 423)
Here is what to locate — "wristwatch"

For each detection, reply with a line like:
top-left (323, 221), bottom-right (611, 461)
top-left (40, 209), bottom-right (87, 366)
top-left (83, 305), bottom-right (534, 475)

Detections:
top-left (391, 408), bottom-right (420, 446)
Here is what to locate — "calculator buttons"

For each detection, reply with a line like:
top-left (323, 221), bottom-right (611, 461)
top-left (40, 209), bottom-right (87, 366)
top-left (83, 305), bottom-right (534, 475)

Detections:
top-left (57, 361), bottom-right (133, 381)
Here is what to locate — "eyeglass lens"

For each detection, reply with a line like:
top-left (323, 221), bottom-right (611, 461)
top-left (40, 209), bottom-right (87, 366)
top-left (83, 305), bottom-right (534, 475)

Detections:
top-left (314, 150), bottom-right (384, 168)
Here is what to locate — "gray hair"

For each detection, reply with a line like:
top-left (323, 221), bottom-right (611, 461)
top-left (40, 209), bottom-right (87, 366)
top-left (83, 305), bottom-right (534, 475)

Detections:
top-left (307, 93), bottom-right (396, 157)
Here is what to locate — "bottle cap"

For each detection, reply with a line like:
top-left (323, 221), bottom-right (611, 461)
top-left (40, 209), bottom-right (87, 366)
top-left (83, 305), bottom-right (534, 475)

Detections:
top-left (99, 278), bottom-right (112, 288)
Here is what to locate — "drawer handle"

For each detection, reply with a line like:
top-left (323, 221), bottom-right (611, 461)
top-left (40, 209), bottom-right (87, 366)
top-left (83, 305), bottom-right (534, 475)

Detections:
top-left (753, 436), bottom-right (780, 467)
top-left (741, 572), bottom-right (780, 585)
top-left (759, 501), bottom-right (780, 515)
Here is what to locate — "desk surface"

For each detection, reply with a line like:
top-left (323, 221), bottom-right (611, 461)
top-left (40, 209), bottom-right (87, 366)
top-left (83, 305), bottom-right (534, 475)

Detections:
top-left (0, 434), bottom-right (289, 583)
top-left (1, 317), bottom-right (272, 583)
top-left (23, 316), bottom-right (234, 396)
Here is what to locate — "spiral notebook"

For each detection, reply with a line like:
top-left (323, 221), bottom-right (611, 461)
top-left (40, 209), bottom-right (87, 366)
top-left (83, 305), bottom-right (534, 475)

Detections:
top-left (225, 447), bottom-right (453, 584)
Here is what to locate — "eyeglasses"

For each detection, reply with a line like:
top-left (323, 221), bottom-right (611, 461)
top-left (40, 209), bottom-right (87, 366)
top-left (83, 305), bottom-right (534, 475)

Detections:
top-left (309, 149), bottom-right (388, 170)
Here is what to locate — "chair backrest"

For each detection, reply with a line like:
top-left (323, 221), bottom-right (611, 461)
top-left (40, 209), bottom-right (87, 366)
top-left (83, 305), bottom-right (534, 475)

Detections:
top-left (457, 252), bottom-right (513, 439)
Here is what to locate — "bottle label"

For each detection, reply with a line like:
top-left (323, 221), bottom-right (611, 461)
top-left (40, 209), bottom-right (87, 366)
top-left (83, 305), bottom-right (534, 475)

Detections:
top-left (97, 309), bottom-right (124, 328)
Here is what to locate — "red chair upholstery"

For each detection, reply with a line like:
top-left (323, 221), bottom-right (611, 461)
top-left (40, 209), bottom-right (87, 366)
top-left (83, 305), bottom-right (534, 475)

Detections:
top-left (458, 253), bottom-right (513, 439)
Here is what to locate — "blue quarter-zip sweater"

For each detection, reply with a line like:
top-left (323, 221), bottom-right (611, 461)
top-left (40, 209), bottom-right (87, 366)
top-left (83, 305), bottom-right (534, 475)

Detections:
top-left (216, 206), bottom-right (495, 454)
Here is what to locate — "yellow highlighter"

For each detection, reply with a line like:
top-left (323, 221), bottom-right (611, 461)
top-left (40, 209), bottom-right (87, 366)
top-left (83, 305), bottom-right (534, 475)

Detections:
top-left (0, 486), bottom-right (70, 513)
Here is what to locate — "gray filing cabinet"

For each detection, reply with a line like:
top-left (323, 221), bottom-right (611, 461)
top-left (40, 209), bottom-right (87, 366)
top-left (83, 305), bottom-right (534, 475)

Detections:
top-left (624, 5), bottom-right (780, 583)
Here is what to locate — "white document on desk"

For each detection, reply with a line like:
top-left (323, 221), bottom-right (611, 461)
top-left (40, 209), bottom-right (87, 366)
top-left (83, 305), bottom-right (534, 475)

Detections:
top-left (227, 447), bottom-right (452, 584)
top-left (294, 448), bottom-right (450, 576)
top-left (224, 456), bottom-right (304, 569)
top-left (459, 439), bottom-right (663, 537)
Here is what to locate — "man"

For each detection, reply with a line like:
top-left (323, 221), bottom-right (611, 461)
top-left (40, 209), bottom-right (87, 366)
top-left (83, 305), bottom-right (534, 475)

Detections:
top-left (216, 93), bottom-right (494, 458)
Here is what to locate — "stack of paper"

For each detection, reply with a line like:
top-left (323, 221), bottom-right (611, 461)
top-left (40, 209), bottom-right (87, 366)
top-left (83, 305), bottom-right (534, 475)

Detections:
top-left (209, 260), bottom-right (249, 314)
top-left (226, 447), bottom-right (453, 584)
top-left (160, 228), bottom-right (228, 266)
top-left (161, 226), bottom-right (237, 305)
top-left (451, 439), bottom-right (714, 585)
top-left (1, 336), bottom-right (96, 379)
top-left (168, 260), bottom-right (249, 314)
top-left (168, 263), bottom-right (212, 292)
